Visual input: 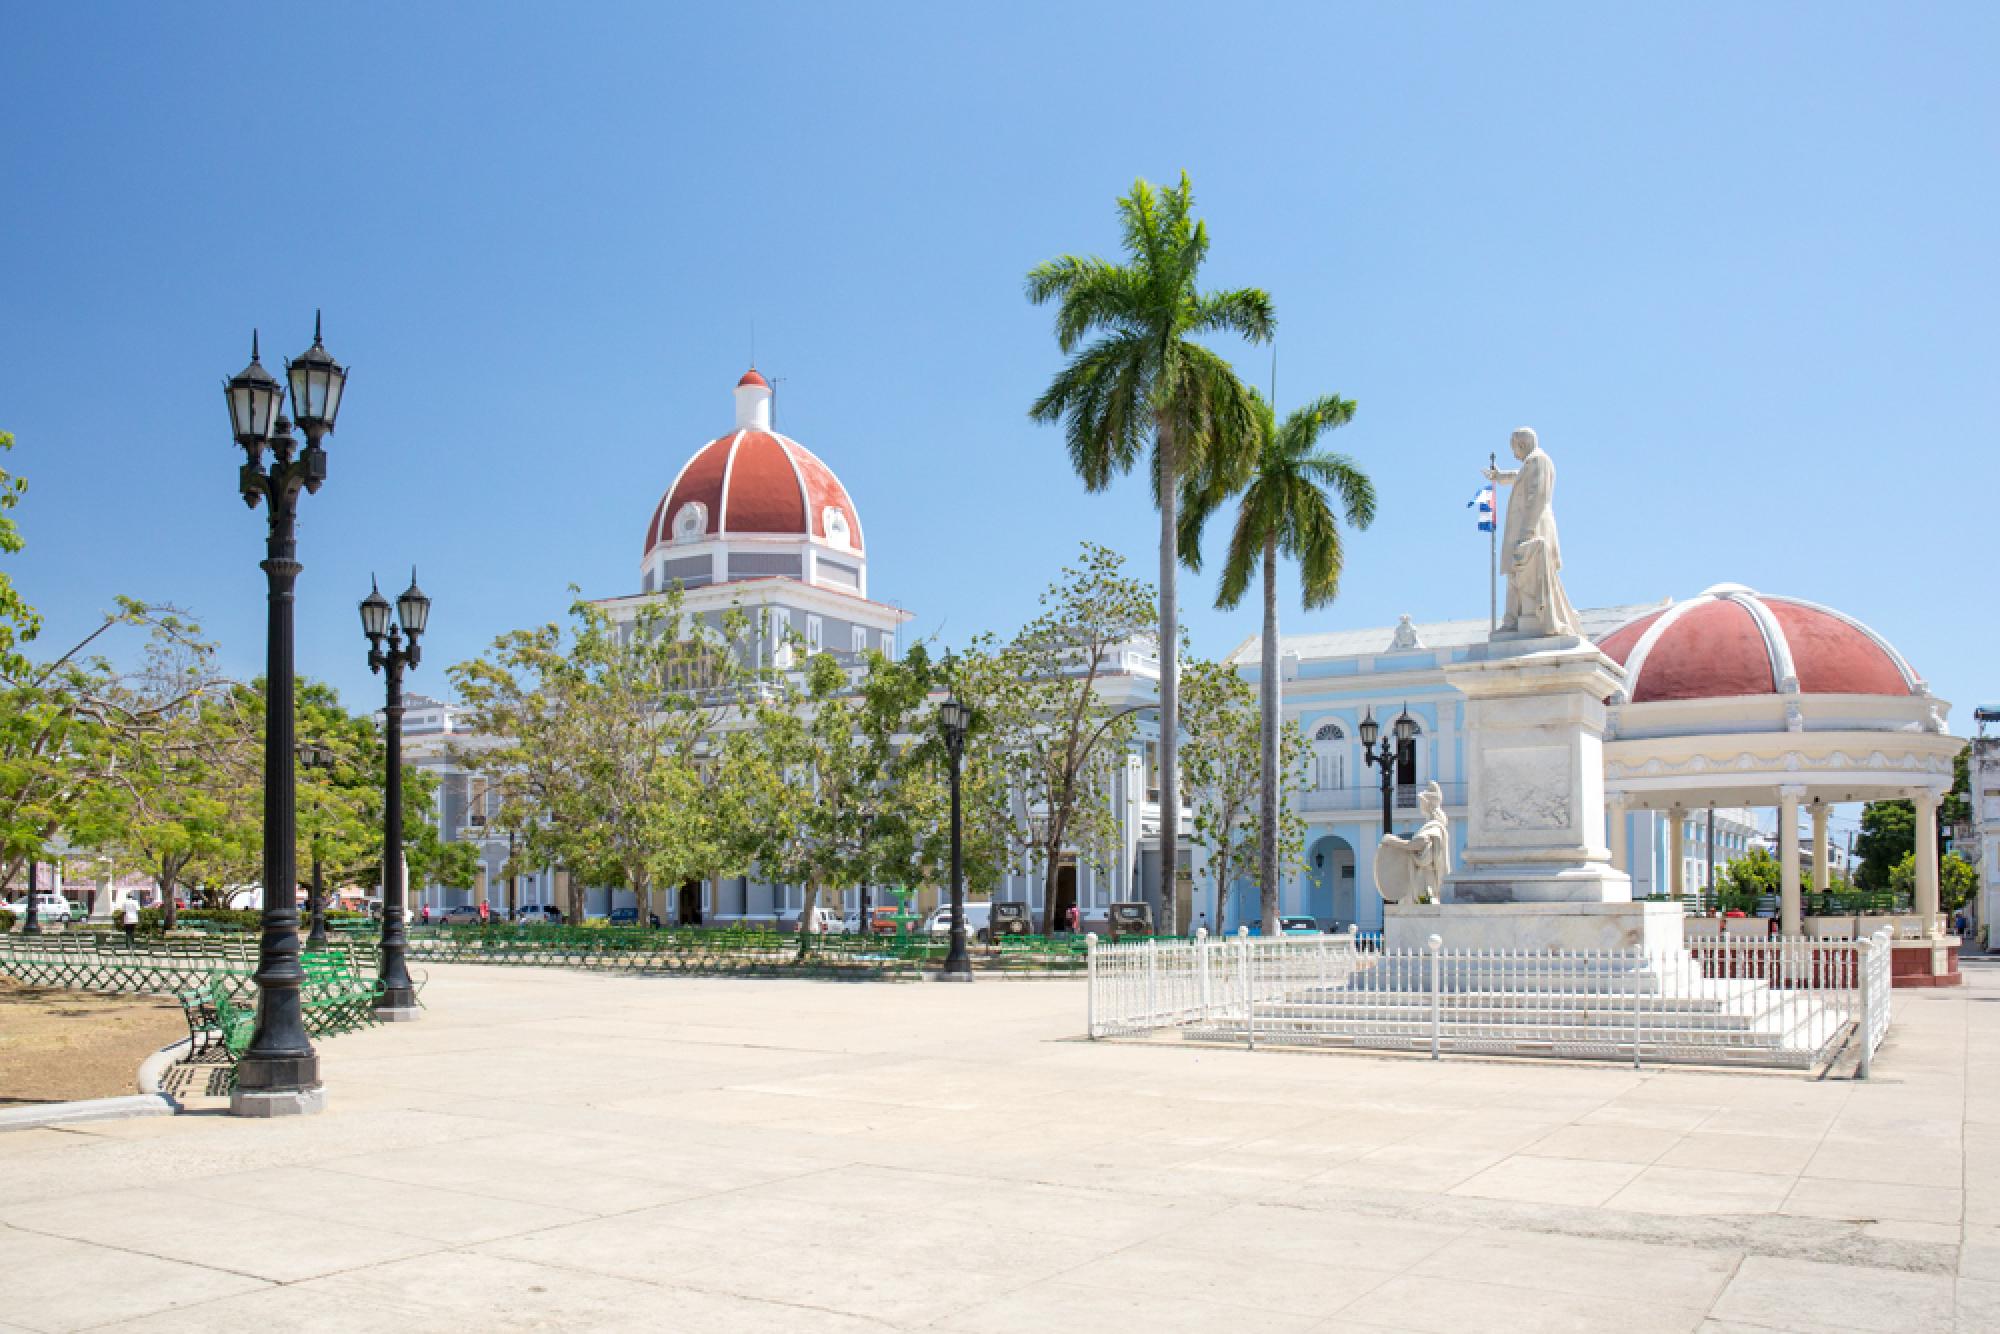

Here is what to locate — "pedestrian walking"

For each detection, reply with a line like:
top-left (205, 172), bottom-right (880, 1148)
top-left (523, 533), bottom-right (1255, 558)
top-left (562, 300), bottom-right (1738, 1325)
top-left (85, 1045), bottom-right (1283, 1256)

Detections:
top-left (1065, 903), bottom-right (1080, 935)
top-left (1192, 911), bottom-right (1208, 939)
top-left (119, 896), bottom-right (139, 946)
top-left (478, 899), bottom-right (491, 925)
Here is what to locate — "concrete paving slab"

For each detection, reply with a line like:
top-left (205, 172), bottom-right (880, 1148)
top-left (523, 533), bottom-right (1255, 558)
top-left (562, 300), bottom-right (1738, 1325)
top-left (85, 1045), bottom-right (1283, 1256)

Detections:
top-left (2, 959), bottom-right (1996, 1330)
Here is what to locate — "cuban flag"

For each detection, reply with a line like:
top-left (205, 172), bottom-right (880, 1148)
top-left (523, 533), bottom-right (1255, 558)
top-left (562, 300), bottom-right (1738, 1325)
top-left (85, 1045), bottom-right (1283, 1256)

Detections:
top-left (1468, 486), bottom-right (1495, 533)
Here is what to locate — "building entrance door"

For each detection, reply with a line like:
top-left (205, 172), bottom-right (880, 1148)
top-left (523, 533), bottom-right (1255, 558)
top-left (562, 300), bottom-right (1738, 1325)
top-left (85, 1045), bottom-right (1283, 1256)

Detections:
top-left (677, 881), bottom-right (703, 926)
top-left (1051, 861), bottom-right (1077, 933)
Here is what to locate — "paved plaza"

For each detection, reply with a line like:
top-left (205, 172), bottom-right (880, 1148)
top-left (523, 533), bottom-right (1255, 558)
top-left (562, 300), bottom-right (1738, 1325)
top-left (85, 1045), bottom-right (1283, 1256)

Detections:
top-left (1, 961), bottom-right (1997, 1332)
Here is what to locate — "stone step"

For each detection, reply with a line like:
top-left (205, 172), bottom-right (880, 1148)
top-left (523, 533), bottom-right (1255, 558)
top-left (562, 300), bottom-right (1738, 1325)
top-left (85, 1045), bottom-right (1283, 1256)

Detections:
top-left (1242, 1003), bottom-right (1830, 1042)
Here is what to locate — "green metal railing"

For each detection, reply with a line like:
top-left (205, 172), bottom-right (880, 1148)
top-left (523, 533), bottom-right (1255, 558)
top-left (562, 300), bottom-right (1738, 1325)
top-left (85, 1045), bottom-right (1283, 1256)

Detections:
top-left (397, 923), bottom-right (1125, 977)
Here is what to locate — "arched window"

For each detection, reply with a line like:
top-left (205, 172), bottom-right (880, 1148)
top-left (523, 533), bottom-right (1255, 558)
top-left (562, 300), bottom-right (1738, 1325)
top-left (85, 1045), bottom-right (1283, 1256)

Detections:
top-left (1311, 721), bottom-right (1346, 790)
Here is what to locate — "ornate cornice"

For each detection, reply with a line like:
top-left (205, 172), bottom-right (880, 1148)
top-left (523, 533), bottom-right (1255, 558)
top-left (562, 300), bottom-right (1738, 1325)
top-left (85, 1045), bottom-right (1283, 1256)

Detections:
top-left (1605, 747), bottom-right (1955, 780)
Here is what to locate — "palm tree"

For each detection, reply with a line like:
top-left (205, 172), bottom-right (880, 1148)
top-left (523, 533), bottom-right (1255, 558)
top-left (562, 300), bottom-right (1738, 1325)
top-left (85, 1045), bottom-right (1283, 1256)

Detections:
top-left (1182, 389), bottom-right (1375, 934)
top-left (1027, 174), bottom-right (1273, 935)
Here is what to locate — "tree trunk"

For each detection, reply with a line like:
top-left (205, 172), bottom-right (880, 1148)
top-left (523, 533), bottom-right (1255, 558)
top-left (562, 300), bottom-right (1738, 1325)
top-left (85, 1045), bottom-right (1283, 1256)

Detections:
top-left (1156, 416), bottom-right (1180, 938)
top-left (1260, 534), bottom-right (1281, 936)
top-left (1039, 836), bottom-right (1062, 935)
top-left (796, 873), bottom-right (821, 960)
top-left (161, 869), bottom-right (178, 932)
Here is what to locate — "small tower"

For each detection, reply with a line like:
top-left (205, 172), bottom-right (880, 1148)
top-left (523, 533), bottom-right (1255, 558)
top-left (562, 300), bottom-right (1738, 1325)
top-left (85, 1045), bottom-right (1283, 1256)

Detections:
top-left (733, 368), bottom-right (772, 431)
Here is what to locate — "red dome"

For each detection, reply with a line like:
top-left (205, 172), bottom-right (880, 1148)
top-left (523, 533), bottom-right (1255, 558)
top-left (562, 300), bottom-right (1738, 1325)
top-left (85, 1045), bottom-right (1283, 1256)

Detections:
top-left (645, 429), bottom-right (862, 554)
top-left (737, 368), bottom-right (769, 389)
top-left (1600, 585), bottom-right (1920, 704)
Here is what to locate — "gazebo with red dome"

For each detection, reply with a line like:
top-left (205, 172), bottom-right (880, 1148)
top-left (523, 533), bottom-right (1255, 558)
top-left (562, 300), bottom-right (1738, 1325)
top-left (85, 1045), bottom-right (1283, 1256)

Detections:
top-left (1598, 584), bottom-right (1961, 983)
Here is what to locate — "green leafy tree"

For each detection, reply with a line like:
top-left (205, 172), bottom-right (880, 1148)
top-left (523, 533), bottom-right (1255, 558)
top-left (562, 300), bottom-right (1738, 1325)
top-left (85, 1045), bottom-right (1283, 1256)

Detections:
top-left (1713, 847), bottom-right (1781, 903)
top-left (980, 543), bottom-right (1157, 933)
top-left (0, 602), bottom-right (218, 895)
top-left (293, 679), bottom-right (392, 919)
top-left (741, 651), bottom-right (933, 955)
top-left (1856, 748), bottom-right (1969, 891)
top-left (1027, 174), bottom-right (1273, 936)
top-left (1181, 389), bottom-right (1375, 931)
top-left (1889, 850), bottom-right (1977, 913)
top-left (1854, 801), bottom-right (1916, 892)
top-left (1181, 657), bottom-right (1306, 934)
top-left (99, 646), bottom-right (259, 930)
top-left (0, 430), bottom-right (38, 677)
top-left (451, 589), bottom-right (761, 925)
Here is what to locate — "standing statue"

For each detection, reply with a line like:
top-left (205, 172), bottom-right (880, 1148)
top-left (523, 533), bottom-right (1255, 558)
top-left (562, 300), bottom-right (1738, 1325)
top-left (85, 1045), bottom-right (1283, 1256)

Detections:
top-left (1375, 781), bottom-right (1451, 905)
top-left (1485, 427), bottom-right (1581, 640)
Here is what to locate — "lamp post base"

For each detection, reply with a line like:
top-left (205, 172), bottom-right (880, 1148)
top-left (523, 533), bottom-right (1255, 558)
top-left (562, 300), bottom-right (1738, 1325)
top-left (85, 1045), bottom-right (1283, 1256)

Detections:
top-left (933, 970), bottom-right (976, 983)
top-left (229, 1084), bottom-right (326, 1118)
top-left (374, 1004), bottom-right (422, 1022)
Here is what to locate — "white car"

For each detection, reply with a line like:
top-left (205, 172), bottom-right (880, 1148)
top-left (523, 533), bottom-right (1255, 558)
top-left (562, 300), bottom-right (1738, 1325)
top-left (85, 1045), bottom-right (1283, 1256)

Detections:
top-left (776, 907), bottom-right (843, 935)
top-left (921, 902), bottom-right (992, 944)
top-left (5, 893), bottom-right (74, 923)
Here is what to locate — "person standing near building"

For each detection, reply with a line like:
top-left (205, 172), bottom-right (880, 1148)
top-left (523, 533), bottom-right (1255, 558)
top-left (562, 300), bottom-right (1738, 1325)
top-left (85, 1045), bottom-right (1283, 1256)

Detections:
top-left (119, 895), bottom-right (138, 946)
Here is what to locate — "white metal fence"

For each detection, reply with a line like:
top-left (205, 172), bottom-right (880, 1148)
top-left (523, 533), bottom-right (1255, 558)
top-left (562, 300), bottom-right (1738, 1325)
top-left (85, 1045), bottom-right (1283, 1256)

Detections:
top-left (1086, 927), bottom-right (1895, 1073)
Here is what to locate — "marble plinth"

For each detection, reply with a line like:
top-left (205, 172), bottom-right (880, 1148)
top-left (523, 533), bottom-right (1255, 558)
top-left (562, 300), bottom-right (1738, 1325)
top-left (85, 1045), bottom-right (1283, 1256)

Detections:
top-left (1385, 900), bottom-right (1687, 959)
top-left (1442, 636), bottom-right (1633, 906)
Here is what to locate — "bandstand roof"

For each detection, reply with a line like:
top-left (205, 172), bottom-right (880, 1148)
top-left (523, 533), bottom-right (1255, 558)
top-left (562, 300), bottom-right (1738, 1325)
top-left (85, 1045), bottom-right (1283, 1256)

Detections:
top-left (1600, 585), bottom-right (1958, 809)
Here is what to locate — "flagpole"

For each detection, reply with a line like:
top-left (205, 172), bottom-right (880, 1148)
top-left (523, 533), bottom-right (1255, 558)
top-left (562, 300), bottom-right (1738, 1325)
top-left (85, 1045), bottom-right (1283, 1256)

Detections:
top-left (1488, 451), bottom-right (1498, 632)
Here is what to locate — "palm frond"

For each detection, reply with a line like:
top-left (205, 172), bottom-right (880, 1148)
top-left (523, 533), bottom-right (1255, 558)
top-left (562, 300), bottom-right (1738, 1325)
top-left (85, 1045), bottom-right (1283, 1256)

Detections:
top-left (1187, 286), bottom-right (1276, 344)
top-left (1214, 500), bottom-right (1264, 611)
top-left (1300, 452), bottom-right (1377, 529)
top-left (1029, 331), bottom-right (1150, 490)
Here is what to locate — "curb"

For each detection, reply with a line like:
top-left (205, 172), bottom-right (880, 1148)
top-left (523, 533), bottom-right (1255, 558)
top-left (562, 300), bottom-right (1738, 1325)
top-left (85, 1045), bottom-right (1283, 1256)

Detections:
top-left (0, 1037), bottom-right (189, 1134)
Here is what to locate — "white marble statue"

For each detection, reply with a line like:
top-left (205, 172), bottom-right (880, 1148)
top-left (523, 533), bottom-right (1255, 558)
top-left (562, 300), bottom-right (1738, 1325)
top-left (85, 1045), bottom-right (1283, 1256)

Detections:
top-left (1485, 427), bottom-right (1581, 640)
top-left (1375, 781), bottom-right (1451, 905)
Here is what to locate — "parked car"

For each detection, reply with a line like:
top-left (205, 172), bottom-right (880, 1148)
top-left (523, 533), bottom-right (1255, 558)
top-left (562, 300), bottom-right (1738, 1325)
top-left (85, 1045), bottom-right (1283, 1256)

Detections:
top-left (868, 905), bottom-right (905, 935)
top-left (776, 907), bottom-right (841, 934)
top-left (3, 893), bottom-right (74, 923)
top-left (831, 912), bottom-right (861, 936)
top-left (607, 907), bottom-right (639, 925)
top-left (1279, 915), bottom-right (1320, 936)
top-left (921, 901), bottom-right (993, 944)
top-left (990, 902), bottom-right (1034, 937)
top-left (438, 905), bottom-right (484, 926)
top-left (514, 905), bottom-right (563, 925)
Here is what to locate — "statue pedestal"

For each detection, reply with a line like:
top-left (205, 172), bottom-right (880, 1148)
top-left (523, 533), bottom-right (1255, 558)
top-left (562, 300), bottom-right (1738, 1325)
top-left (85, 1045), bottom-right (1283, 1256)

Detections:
top-left (1384, 900), bottom-right (1686, 959)
top-left (1389, 637), bottom-right (1670, 962)
top-left (1441, 635), bottom-right (1633, 906)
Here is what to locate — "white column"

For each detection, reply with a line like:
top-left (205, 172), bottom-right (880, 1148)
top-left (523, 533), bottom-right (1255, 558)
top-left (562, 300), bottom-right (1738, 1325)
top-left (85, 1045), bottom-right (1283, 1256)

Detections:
top-left (1670, 809), bottom-right (1686, 897)
top-left (1608, 795), bottom-right (1630, 875)
top-left (1914, 788), bottom-right (1942, 936)
top-left (1779, 785), bottom-right (1805, 937)
top-left (1811, 802), bottom-right (1830, 894)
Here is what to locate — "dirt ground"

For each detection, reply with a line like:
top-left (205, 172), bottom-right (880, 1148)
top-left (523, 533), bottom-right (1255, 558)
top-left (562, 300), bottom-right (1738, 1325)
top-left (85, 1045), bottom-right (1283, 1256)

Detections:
top-left (0, 979), bottom-right (185, 1105)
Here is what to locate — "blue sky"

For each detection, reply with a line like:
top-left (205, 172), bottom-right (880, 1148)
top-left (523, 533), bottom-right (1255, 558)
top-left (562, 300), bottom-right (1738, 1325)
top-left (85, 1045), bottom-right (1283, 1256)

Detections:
top-left (2, 2), bottom-right (1993, 747)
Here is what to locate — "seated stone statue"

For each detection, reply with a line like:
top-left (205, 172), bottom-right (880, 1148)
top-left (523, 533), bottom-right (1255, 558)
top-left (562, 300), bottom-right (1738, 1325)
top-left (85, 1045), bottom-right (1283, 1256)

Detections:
top-left (1375, 781), bottom-right (1451, 905)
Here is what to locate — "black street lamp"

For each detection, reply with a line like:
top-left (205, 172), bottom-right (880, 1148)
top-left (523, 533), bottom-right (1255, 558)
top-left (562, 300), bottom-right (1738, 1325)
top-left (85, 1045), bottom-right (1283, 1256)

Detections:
top-left (299, 742), bottom-right (335, 950)
top-left (226, 317), bottom-right (344, 1117)
top-left (363, 572), bottom-right (429, 1020)
top-left (22, 856), bottom-right (39, 935)
top-left (1359, 704), bottom-right (1418, 837)
top-left (938, 690), bottom-right (974, 982)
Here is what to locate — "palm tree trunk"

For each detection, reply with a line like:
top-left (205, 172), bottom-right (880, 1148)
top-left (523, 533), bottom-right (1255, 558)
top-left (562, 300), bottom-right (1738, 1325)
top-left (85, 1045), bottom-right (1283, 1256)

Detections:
top-left (1156, 417), bottom-right (1180, 938)
top-left (1259, 535), bottom-right (1281, 936)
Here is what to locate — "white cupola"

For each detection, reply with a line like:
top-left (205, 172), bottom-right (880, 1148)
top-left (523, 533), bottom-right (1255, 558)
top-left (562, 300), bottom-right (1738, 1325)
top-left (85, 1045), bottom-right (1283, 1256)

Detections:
top-left (733, 367), bottom-right (773, 431)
